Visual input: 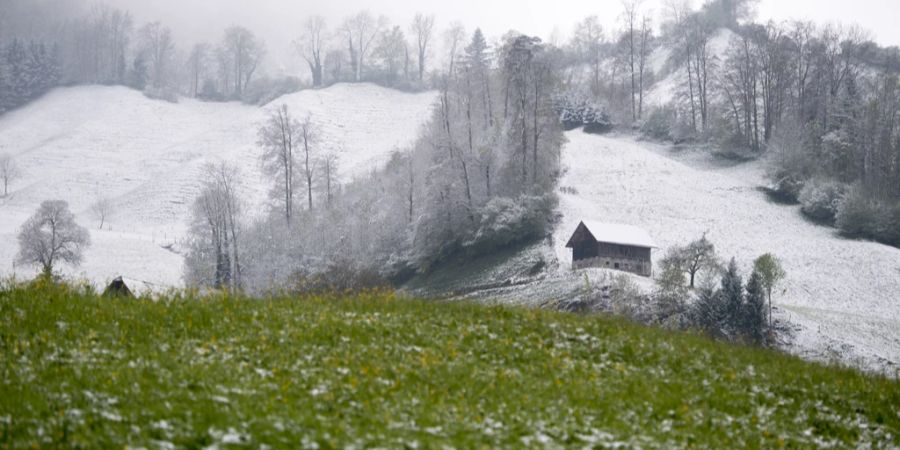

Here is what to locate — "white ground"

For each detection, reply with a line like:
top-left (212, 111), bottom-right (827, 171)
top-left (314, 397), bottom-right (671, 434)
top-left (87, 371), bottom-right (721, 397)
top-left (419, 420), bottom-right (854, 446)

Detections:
top-left (0, 84), bottom-right (437, 292)
top-left (553, 131), bottom-right (900, 374)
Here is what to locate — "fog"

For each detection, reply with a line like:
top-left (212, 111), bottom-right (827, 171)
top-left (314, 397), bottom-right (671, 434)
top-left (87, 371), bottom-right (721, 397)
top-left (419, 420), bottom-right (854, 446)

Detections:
top-left (76, 0), bottom-right (900, 76)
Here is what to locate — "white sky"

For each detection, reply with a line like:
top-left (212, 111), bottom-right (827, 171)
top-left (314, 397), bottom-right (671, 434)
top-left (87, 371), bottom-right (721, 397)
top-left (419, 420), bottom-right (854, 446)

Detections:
top-left (105, 0), bottom-right (900, 76)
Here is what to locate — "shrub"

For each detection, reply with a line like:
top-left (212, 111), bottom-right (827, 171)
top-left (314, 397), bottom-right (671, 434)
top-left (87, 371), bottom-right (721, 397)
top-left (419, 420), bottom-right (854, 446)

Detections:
top-left (582, 105), bottom-right (613, 134)
top-left (641, 107), bottom-right (673, 141)
top-left (873, 203), bottom-right (900, 247)
top-left (463, 194), bottom-right (556, 255)
top-left (835, 185), bottom-right (879, 238)
top-left (798, 178), bottom-right (849, 223)
top-left (291, 259), bottom-right (391, 295)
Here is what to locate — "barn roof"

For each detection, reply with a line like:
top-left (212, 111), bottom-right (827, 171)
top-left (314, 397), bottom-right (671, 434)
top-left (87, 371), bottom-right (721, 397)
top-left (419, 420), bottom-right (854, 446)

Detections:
top-left (567, 220), bottom-right (656, 249)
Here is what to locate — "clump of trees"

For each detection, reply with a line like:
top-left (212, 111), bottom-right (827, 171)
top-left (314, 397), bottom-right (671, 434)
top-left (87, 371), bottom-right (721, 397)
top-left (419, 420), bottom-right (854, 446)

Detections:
top-left (626, 235), bottom-right (787, 346)
top-left (16, 200), bottom-right (91, 277)
top-left (183, 29), bottom-right (565, 294)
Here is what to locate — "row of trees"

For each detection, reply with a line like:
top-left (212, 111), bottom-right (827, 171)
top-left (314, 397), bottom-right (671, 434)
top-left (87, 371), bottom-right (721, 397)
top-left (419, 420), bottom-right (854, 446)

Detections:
top-left (1, 2), bottom-right (472, 111)
top-left (184, 29), bottom-right (566, 293)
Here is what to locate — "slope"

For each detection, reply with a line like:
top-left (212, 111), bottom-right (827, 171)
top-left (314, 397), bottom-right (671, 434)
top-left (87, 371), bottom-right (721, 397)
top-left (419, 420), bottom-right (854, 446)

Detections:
top-left (0, 84), bottom-right (437, 290)
top-left (1, 283), bottom-right (897, 448)
top-left (552, 131), bottom-right (900, 374)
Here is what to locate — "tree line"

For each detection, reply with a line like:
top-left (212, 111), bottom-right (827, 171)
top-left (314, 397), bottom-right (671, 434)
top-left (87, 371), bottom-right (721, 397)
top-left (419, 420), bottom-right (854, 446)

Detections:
top-left (0, 1), bottom-right (465, 109)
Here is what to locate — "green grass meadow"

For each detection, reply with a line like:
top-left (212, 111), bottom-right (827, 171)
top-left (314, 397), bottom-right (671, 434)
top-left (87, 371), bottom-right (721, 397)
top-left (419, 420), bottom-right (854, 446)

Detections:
top-left (1, 281), bottom-right (898, 448)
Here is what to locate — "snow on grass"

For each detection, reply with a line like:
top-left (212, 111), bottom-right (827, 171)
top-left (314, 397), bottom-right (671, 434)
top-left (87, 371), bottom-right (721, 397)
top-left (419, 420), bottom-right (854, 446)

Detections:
top-left (0, 84), bottom-right (436, 290)
top-left (553, 131), bottom-right (900, 374)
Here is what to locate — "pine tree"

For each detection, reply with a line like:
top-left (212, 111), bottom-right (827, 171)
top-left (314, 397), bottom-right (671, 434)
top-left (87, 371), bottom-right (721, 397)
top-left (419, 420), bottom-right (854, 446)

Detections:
top-left (691, 286), bottom-right (726, 337)
top-left (743, 270), bottom-right (767, 345)
top-left (720, 258), bottom-right (744, 339)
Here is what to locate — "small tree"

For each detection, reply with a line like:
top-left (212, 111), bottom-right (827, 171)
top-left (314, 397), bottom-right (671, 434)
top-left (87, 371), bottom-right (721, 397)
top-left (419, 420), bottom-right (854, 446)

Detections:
top-left (90, 196), bottom-right (113, 230)
top-left (679, 234), bottom-right (719, 288)
top-left (720, 258), bottom-right (744, 339)
top-left (0, 153), bottom-right (21, 197)
top-left (753, 253), bottom-right (786, 327)
top-left (743, 270), bottom-right (767, 345)
top-left (16, 200), bottom-right (91, 277)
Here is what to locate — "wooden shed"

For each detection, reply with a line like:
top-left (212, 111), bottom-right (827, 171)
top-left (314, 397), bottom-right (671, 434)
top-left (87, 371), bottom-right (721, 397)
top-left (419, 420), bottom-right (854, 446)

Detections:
top-left (565, 221), bottom-right (655, 277)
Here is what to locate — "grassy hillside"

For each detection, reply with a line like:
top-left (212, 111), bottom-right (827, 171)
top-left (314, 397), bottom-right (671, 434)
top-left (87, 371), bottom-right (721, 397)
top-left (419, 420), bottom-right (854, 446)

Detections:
top-left (1, 282), bottom-right (897, 448)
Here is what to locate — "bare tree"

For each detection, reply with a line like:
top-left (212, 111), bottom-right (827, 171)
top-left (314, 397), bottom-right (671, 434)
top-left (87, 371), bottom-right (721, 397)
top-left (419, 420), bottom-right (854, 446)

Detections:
top-left (223, 26), bottom-right (265, 97)
top-left (571, 16), bottom-right (604, 96)
top-left (299, 114), bottom-right (318, 211)
top-left (621, 0), bottom-right (642, 122)
top-left (375, 26), bottom-right (408, 84)
top-left (138, 21), bottom-right (176, 89)
top-left (637, 15), bottom-right (653, 119)
top-left (342, 11), bottom-right (386, 82)
top-left (320, 150), bottom-right (339, 207)
top-left (411, 13), bottom-right (435, 82)
top-left (296, 16), bottom-right (327, 87)
top-left (16, 200), bottom-right (91, 277)
top-left (187, 43), bottom-right (210, 97)
top-left (90, 195), bottom-right (113, 230)
top-left (0, 153), bottom-right (21, 197)
top-left (443, 22), bottom-right (466, 76)
top-left (258, 104), bottom-right (300, 222)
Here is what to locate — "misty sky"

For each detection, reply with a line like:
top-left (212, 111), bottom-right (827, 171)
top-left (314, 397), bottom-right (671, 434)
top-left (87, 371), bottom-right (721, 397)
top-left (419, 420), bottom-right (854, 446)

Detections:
top-left (102, 0), bottom-right (900, 76)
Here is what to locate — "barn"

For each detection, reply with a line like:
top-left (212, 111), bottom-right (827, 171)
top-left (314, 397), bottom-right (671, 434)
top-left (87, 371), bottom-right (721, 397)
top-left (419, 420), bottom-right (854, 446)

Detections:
top-left (565, 221), bottom-right (656, 276)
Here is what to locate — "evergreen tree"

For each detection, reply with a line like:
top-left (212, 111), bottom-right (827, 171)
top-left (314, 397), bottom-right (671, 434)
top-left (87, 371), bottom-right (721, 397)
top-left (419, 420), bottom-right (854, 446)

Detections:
top-left (691, 286), bottom-right (726, 337)
top-left (720, 258), bottom-right (744, 338)
top-left (743, 270), bottom-right (767, 345)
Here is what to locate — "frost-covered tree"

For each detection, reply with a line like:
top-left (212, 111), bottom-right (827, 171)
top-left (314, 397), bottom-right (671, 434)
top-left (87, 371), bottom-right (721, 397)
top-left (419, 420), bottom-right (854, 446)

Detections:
top-left (296, 16), bottom-right (327, 87)
top-left (342, 11), bottom-right (386, 82)
top-left (0, 153), bottom-right (21, 197)
top-left (375, 26), bottom-right (407, 84)
top-left (222, 26), bottom-right (265, 98)
top-left (185, 162), bottom-right (244, 291)
top-left (90, 195), bottom-right (113, 230)
top-left (675, 234), bottom-right (719, 288)
top-left (298, 114), bottom-right (319, 211)
top-left (258, 104), bottom-right (300, 222)
top-left (137, 21), bottom-right (175, 89)
top-left (16, 200), bottom-right (90, 277)
top-left (410, 13), bottom-right (435, 82)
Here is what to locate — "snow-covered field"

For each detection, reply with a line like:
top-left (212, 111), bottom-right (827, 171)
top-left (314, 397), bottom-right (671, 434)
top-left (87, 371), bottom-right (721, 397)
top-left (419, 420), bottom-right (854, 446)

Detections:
top-left (0, 84), bottom-right (437, 291)
top-left (552, 131), bottom-right (900, 374)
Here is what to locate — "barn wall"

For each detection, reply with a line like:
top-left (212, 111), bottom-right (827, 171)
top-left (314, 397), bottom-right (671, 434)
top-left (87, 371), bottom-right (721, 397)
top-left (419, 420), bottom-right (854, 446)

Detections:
top-left (573, 242), bottom-right (653, 277)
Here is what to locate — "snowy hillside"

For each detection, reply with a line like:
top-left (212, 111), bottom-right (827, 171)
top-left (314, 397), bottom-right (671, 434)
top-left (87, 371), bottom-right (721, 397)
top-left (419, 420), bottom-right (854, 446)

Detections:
top-left (644, 28), bottom-right (736, 108)
top-left (0, 84), bottom-right (437, 290)
top-left (552, 131), bottom-right (900, 373)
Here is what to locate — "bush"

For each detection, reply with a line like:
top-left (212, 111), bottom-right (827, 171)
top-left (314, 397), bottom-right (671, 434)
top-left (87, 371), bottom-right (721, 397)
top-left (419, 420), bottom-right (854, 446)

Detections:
top-left (798, 178), bottom-right (849, 223)
top-left (463, 194), bottom-right (556, 255)
top-left (641, 107), bottom-right (673, 141)
top-left (291, 259), bottom-right (391, 295)
top-left (873, 203), bottom-right (900, 247)
top-left (835, 185), bottom-right (879, 239)
top-left (553, 92), bottom-right (613, 133)
top-left (582, 105), bottom-right (613, 134)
